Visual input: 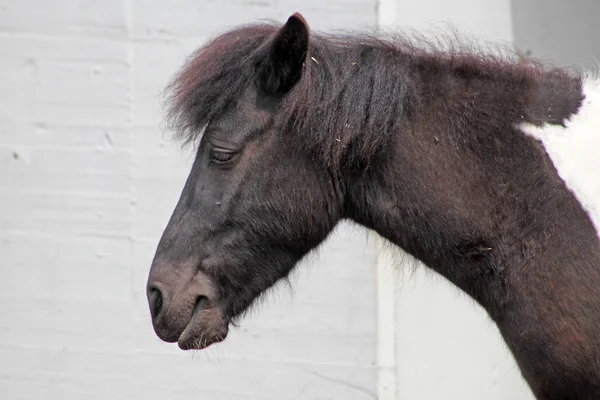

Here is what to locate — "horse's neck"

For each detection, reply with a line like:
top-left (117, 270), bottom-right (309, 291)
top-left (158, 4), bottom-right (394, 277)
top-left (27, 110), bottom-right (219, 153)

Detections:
top-left (347, 71), bottom-right (600, 398)
top-left (509, 77), bottom-right (600, 397)
top-left (520, 77), bottom-right (600, 240)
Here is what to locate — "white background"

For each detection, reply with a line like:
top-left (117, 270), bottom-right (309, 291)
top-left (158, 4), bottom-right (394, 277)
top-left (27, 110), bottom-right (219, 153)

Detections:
top-left (1, 0), bottom-right (598, 399)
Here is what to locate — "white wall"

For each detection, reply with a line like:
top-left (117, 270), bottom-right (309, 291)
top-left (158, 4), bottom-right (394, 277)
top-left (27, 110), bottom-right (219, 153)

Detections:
top-left (376, 1), bottom-right (535, 399)
top-left (3, 1), bottom-right (591, 400)
top-left (0, 1), bottom-right (380, 399)
top-left (512, 0), bottom-right (600, 71)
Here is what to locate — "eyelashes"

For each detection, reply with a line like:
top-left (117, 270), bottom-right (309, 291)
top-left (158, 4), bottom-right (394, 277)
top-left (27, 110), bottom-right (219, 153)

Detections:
top-left (209, 148), bottom-right (236, 164)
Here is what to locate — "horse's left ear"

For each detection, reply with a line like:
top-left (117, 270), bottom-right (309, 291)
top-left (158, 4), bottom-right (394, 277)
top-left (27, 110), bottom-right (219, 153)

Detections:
top-left (259, 13), bottom-right (310, 94)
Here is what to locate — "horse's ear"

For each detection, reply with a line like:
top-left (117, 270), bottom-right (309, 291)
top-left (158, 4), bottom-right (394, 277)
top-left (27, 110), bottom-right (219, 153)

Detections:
top-left (259, 13), bottom-right (310, 94)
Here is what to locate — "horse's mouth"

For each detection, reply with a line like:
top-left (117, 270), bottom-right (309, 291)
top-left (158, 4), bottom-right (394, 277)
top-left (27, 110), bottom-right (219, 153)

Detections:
top-left (177, 302), bottom-right (229, 350)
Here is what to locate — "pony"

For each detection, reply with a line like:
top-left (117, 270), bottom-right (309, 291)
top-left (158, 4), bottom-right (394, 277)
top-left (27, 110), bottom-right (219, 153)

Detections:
top-left (146, 13), bottom-right (600, 399)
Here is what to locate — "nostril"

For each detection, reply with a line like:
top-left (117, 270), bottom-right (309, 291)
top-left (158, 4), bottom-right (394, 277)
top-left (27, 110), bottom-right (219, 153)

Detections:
top-left (148, 286), bottom-right (164, 319)
top-left (193, 295), bottom-right (210, 315)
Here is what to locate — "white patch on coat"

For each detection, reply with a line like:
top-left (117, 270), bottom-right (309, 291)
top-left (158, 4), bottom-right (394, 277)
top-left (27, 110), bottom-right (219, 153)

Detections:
top-left (520, 76), bottom-right (600, 238)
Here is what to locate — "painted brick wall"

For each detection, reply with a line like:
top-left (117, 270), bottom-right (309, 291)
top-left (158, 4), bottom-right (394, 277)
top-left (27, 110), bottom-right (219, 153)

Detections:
top-left (0, 1), bottom-right (379, 399)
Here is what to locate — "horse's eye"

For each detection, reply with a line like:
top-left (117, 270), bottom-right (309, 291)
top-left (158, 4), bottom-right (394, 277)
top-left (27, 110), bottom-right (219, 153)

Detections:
top-left (209, 149), bottom-right (235, 164)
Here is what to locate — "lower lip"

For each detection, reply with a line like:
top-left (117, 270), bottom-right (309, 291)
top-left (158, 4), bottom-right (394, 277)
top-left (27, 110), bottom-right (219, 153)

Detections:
top-left (176, 306), bottom-right (229, 350)
top-left (177, 328), bottom-right (228, 350)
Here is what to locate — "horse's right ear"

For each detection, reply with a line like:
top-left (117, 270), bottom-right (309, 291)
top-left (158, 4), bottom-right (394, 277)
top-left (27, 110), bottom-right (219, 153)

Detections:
top-left (259, 13), bottom-right (310, 95)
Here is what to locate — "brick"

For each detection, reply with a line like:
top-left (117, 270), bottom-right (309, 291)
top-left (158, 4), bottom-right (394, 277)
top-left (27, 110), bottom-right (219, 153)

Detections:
top-left (0, 0), bottom-right (127, 38)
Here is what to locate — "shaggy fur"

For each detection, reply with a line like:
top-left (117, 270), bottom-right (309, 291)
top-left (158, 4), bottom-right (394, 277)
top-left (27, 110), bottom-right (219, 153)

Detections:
top-left (148, 14), bottom-right (600, 400)
top-left (165, 21), bottom-right (583, 171)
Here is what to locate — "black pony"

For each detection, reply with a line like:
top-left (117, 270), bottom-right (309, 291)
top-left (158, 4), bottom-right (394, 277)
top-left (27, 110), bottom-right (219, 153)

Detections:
top-left (146, 13), bottom-right (600, 399)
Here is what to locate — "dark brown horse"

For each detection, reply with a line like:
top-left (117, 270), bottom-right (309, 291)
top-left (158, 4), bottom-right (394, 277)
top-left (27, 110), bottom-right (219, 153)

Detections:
top-left (146, 13), bottom-right (600, 399)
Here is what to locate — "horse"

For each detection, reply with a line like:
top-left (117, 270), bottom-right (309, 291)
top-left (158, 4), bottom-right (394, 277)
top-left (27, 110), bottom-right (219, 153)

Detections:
top-left (146, 13), bottom-right (600, 399)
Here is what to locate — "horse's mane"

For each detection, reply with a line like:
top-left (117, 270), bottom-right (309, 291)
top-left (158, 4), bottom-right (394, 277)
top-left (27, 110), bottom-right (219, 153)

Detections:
top-left (165, 21), bottom-right (583, 169)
